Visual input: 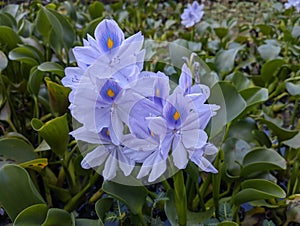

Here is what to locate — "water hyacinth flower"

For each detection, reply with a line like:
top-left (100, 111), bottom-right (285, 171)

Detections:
top-left (62, 19), bottom-right (145, 101)
top-left (64, 18), bottom-right (220, 183)
top-left (284, 0), bottom-right (300, 12)
top-left (71, 126), bottom-right (135, 181)
top-left (181, 1), bottom-right (204, 28)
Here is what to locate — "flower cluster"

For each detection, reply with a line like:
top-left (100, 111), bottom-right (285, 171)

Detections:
top-left (181, 1), bottom-right (204, 28)
top-left (63, 19), bottom-right (219, 183)
top-left (284, 0), bottom-right (300, 12)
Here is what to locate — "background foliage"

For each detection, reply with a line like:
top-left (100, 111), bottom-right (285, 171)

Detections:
top-left (0, 0), bottom-right (300, 225)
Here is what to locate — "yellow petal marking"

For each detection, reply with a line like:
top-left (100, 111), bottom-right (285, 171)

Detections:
top-left (156, 88), bottom-right (160, 97)
top-left (106, 129), bottom-right (110, 137)
top-left (107, 37), bottom-right (114, 49)
top-left (107, 88), bottom-right (115, 97)
top-left (173, 110), bottom-right (180, 121)
top-left (151, 131), bottom-right (155, 137)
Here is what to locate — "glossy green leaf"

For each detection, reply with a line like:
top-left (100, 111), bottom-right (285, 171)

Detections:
top-left (261, 59), bottom-right (285, 84)
top-left (8, 46), bottom-right (40, 65)
top-left (75, 219), bottom-right (100, 226)
top-left (38, 62), bottom-right (64, 77)
top-left (222, 138), bottom-right (251, 177)
top-left (258, 118), bottom-right (298, 142)
top-left (102, 181), bottom-right (147, 215)
top-left (0, 12), bottom-right (17, 29)
top-left (28, 66), bottom-right (44, 96)
top-left (215, 46), bottom-right (244, 74)
top-left (234, 179), bottom-right (286, 205)
top-left (45, 78), bottom-right (70, 115)
top-left (31, 114), bottom-right (69, 157)
top-left (41, 208), bottom-right (74, 226)
top-left (208, 81), bottom-right (247, 137)
top-left (226, 72), bottom-right (251, 91)
top-left (286, 82), bottom-right (300, 96)
top-left (14, 204), bottom-right (48, 226)
top-left (241, 148), bottom-right (286, 177)
top-left (0, 164), bottom-right (45, 221)
top-left (0, 26), bottom-right (22, 52)
top-left (1, 4), bottom-right (19, 17)
top-left (36, 7), bottom-right (75, 50)
top-left (240, 87), bottom-right (268, 107)
top-left (227, 117), bottom-right (257, 143)
top-left (88, 1), bottom-right (104, 19)
top-left (0, 137), bottom-right (35, 167)
top-left (0, 50), bottom-right (8, 70)
top-left (283, 132), bottom-right (300, 149)
top-left (95, 197), bottom-right (113, 223)
top-left (258, 44), bottom-right (281, 61)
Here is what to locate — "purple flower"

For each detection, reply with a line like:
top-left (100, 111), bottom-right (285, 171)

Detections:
top-left (71, 126), bottom-right (135, 181)
top-left (181, 1), bottom-right (204, 28)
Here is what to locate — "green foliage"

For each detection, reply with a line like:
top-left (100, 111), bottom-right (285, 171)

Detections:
top-left (0, 0), bottom-right (299, 225)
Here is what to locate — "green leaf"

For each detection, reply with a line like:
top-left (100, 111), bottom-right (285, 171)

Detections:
top-left (0, 12), bottom-right (17, 29)
top-left (102, 181), bottom-right (147, 215)
top-left (0, 4), bottom-right (19, 17)
top-left (208, 81), bottom-right (247, 137)
top-left (0, 164), bottom-right (45, 221)
top-left (258, 118), bottom-right (298, 142)
top-left (8, 46), bottom-right (41, 65)
top-left (234, 179), bottom-right (286, 205)
top-left (28, 66), bottom-right (44, 96)
top-left (226, 72), bottom-right (251, 91)
top-left (240, 87), bottom-right (268, 107)
top-left (215, 46), bottom-right (244, 74)
top-left (31, 114), bottom-right (69, 157)
top-left (95, 197), bottom-right (113, 223)
top-left (38, 62), bottom-right (64, 77)
top-left (241, 147), bottom-right (286, 177)
top-left (222, 138), bottom-right (251, 178)
top-left (36, 6), bottom-right (75, 50)
top-left (283, 132), bottom-right (300, 149)
top-left (261, 59), bottom-right (285, 84)
top-left (286, 82), bottom-right (300, 96)
top-left (45, 78), bottom-right (70, 115)
top-left (0, 26), bottom-right (22, 52)
top-left (41, 208), bottom-right (74, 226)
top-left (0, 50), bottom-right (8, 70)
top-left (75, 219), bottom-right (100, 226)
top-left (0, 137), bottom-right (35, 168)
top-left (214, 27), bottom-right (228, 39)
top-left (14, 204), bottom-right (48, 226)
top-left (88, 1), bottom-right (104, 19)
top-left (258, 44), bottom-right (281, 61)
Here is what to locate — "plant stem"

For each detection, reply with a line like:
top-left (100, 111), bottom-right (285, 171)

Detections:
top-left (173, 170), bottom-right (187, 226)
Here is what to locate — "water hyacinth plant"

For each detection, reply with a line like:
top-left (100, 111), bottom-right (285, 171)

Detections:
top-left (1, 0), bottom-right (300, 225)
top-left (66, 19), bottom-right (219, 185)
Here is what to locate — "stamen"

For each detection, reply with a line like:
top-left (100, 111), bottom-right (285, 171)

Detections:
top-left (107, 37), bottom-right (114, 49)
top-left (173, 111), bottom-right (180, 121)
top-left (155, 88), bottom-right (160, 97)
top-left (107, 89), bottom-right (115, 97)
top-left (151, 131), bottom-right (155, 137)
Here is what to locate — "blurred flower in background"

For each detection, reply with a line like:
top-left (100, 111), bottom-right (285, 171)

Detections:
top-left (181, 1), bottom-right (204, 28)
top-left (284, 0), bottom-right (300, 12)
